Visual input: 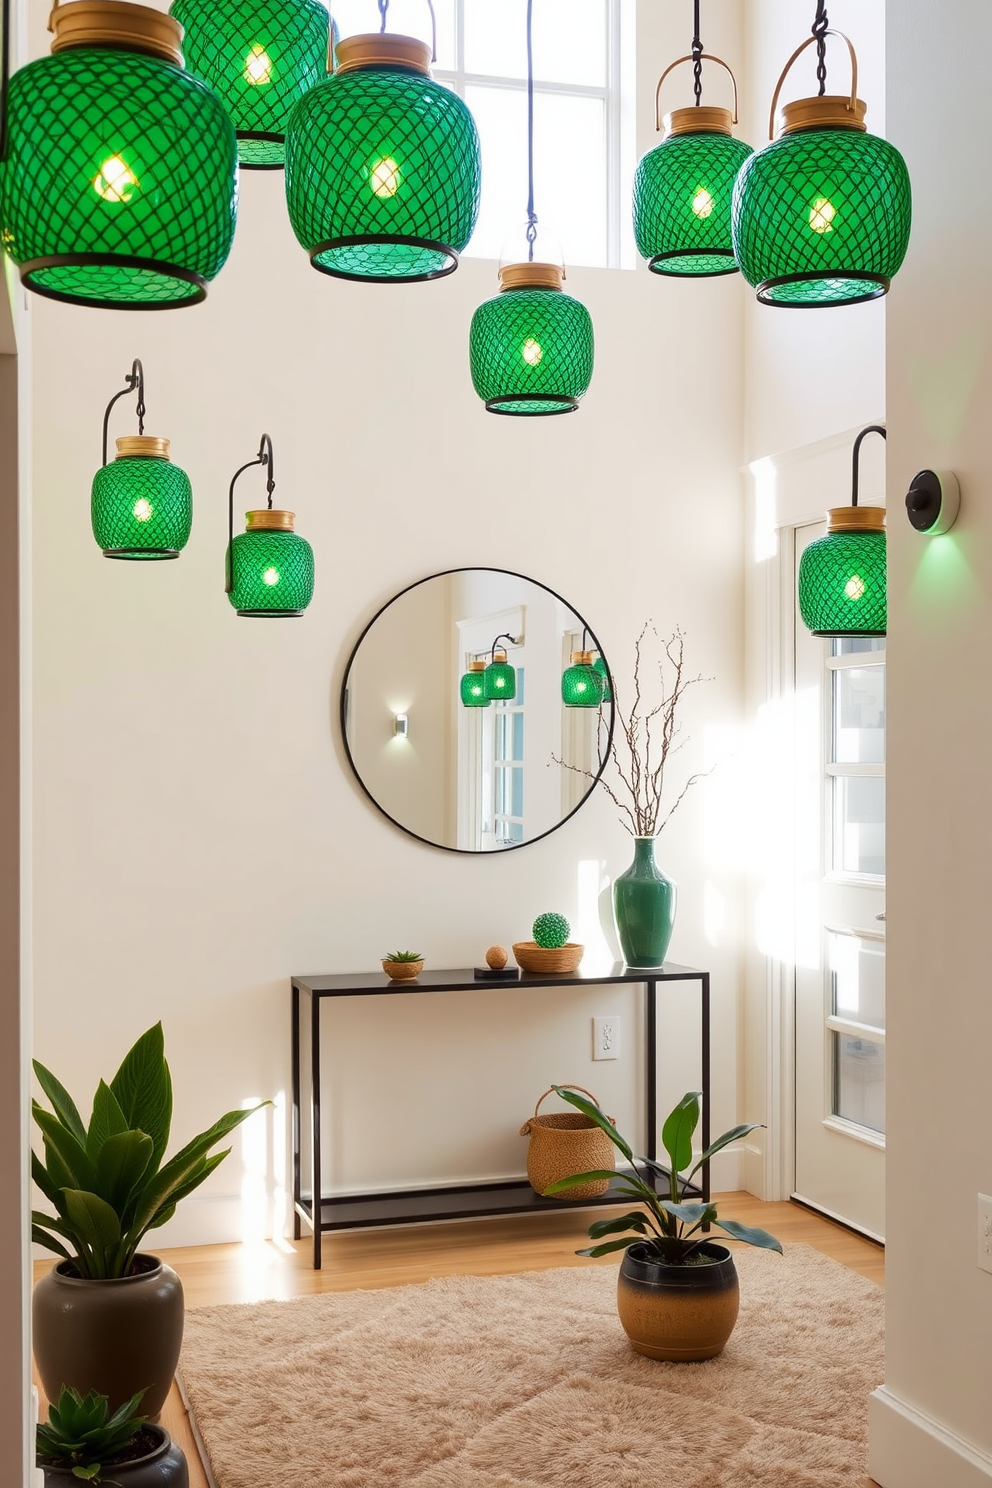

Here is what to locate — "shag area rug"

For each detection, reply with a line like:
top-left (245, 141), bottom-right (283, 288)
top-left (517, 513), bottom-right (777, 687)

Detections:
top-left (179, 1245), bottom-right (882, 1488)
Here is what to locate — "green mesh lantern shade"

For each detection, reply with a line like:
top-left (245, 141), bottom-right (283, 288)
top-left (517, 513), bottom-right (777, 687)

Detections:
top-left (634, 130), bottom-right (753, 276)
top-left (484, 654), bottom-right (516, 701)
top-left (460, 663), bottom-right (490, 708)
top-left (593, 655), bottom-right (612, 702)
top-left (284, 35), bottom-right (481, 281)
top-left (92, 445), bottom-right (192, 560)
top-left (470, 280), bottom-right (594, 415)
top-left (170, 0), bottom-right (333, 170)
top-left (798, 529), bottom-right (886, 636)
top-left (228, 527), bottom-right (315, 616)
top-left (561, 654), bottom-right (604, 708)
top-left (1, 23), bottom-right (239, 309)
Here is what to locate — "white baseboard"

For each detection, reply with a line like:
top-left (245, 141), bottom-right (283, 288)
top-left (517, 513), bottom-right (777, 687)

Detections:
top-left (869, 1386), bottom-right (992, 1487)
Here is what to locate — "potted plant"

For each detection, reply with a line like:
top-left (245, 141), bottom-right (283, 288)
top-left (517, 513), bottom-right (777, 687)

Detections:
top-left (544, 1086), bottom-right (781, 1360)
top-left (36, 1385), bottom-right (188, 1486)
top-left (381, 950), bottom-right (424, 981)
top-left (32, 1022), bottom-right (263, 1418)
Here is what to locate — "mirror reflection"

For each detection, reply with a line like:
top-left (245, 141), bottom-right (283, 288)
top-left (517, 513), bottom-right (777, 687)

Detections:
top-left (341, 568), bottom-right (613, 852)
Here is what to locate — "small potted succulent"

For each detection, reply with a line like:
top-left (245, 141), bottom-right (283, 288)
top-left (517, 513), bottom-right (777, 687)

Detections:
top-left (36, 1385), bottom-right (188, 1485)
top-left (381, 949), bottom-right (424, 981)
top-left (513, 912), bottom-right (584, 974)
top-left (544, 1086), bottom-right (781, 1360)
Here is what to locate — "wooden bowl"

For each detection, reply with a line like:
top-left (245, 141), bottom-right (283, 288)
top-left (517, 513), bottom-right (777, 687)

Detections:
top-left (512, 941), bottom-right (584, 975)
top-left (382, 959), bottom-right (424, 981)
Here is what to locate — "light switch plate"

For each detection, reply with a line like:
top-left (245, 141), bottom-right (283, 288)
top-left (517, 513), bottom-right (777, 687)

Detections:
top-left (593, 1016), bottom-right (619, 1060)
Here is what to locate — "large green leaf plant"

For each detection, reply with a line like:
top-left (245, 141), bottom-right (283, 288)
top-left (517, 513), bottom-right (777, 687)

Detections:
top-left (33, 1022), bottom-right (264, 1279)
top-left (544, 1087), bottom-right (783, 1265)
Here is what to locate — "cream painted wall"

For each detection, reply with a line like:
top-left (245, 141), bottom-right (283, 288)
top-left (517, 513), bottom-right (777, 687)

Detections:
top-left (869, 1), bottom-right (992, 1481)
top-left (28, 2), bottom-right (750, 1244)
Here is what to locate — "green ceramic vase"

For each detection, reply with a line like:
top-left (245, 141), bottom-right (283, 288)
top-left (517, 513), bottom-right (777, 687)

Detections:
top-left (613, 837), bottom-right (677, 969)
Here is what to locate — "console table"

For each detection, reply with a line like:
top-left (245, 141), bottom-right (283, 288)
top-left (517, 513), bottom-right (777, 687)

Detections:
top-left (291, 962), bottom-right (711, 1269)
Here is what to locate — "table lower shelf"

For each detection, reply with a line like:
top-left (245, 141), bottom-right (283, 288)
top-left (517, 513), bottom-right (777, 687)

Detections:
top-left (297, 1169), bottom-right (704, 1233)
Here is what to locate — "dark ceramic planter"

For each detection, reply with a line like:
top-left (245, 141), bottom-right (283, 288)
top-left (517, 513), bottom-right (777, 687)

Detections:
top-left (617, 1240), bottom-right (740, 1360)
top-left (33, 1255), bottom-right (184, 1419)
top-left (39, 1424), bottom-right (189, 1486)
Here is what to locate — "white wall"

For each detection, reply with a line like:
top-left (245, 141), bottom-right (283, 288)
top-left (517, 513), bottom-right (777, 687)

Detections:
top-left (28, 0), bottom-right (749, 1245)
top-left (869, 1), bottom-right (992, 1481)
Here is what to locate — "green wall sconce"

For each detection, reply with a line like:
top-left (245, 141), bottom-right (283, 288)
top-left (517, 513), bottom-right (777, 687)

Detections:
top-left (284, 3), bottom-right (481, 281)
top-left (170, 0), bottom-right (334, 170)
top-left (798, 423), bottom-right (886, 636)
top-left (226, 434), bottom-right (314, 617)
top-left (91, 359), bottom-right (193, 561)
top-left (460, 659), bottom-right (491, 708)
top-left (561, 632), bottom-right (606, 708)
top-left (633, 1), bottom-right (752, 277)
top-left (731, 5), bottom-right (911, 308)
top-left (1, 0), bottom-right (238, 309)
top-left (484, 635), bottom-right (518, 701)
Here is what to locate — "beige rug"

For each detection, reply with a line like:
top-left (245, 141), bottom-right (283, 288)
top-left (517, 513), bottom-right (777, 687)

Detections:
top-left (179, 1245), bottom-right (882, 1488)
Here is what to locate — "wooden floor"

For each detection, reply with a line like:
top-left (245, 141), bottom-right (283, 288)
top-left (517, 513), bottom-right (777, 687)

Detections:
top-left (36, 1195), bottom-right (883, 1488)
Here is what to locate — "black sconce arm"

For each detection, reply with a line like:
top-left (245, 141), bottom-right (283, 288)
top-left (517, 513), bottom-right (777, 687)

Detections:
top-left (490, 633), bottom-right (518, 659)
top-left (225, 433), bottom-right (275, 595)
top-left (101, 359), bottom-right (145, 467)
top-left (851, 423), bottom-right (886, 507)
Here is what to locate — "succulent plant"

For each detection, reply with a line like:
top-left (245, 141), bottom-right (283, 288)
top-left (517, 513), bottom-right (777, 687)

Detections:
top-left (36, 1385), bottom-right (146, 1482)
top-left (383, 950), bottom-right (423, 962)
top-left (532, 912), bottom-right (570, 949)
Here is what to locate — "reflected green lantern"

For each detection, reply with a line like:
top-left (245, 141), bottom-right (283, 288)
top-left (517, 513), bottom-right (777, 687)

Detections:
top-left (91, 359), bottom-right (192, 560)
top-left (169, 0), bottom-right (334, 170)
top-left (460, 660), bottom-right (490, 708)
top-left (562, 651), bottom-right (605, 708)
top-left (634, 54), bottom-right (752, 277)
top-left (470, 262), bottom-right (594, 415)
top-left (484, 640), bottom-right (517, 701)
top-left (1, 2), bottom-right (238, 309)
top-left (226, 434), bottom-right (314, 617)
top-left (593, 655), bottom-right (612, 702)
top-left (284, 32), bottom-right (481, 280)
top-left (798, 425), bottom-right (887, 636)
top-left (732, 31), bottom-right (910, 307)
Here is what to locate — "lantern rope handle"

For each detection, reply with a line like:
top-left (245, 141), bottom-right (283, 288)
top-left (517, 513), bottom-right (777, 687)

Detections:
top-left (851, 424), bottom-right (886, 508)
top-left (654, 54), bottom-right (739, 131)
top-left (101, 360), bottom-right (145, 468)
top-left (377, 0), bottom-right (437, 63)
top-left (226, 433), bottom-right (275, 595)
top-left (768, 29), bottom-right (858, 140)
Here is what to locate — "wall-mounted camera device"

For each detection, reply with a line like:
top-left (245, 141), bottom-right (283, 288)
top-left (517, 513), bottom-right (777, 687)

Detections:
top-left (905, 469), bottom-right (961, 535)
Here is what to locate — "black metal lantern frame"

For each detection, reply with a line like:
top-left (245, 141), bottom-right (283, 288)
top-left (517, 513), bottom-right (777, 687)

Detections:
top-left (101, 358), bottom-right (146, 465)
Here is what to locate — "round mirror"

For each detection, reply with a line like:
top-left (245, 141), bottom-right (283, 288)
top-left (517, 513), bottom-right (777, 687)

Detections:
top-left (341, 568), bottom-right (614, 852)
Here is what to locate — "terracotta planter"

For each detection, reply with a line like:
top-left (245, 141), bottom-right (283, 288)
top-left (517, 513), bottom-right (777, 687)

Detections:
top-left (33, 1255), bottom-right (184, 1419)
top-left (382, 959), bottom-right (424, 980)
top-left (39, 1424), bottom-right (189, 1486)
top-left (617, 1241), bottom-right (739, 1360)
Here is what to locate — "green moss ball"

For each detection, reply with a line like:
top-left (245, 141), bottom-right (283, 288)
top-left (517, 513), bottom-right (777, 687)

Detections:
top-left (533, 912), bottom-right (570, 949)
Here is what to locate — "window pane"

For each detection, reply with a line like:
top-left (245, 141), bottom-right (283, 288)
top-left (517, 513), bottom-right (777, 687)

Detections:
top-left (515, 667), bottom-right (525, 704)
top-left (464, 0), bottom-right (607, 86)
top-left (511, 765), bottom-right (523, 818)
top-left (832, 637), bottom-right (885, 656)
top-left (511, 710), bottom-right (524, 762)
top-left (496, 712), bottom-right (509, 760)
top-left (829, 931), bottom-right (885, 1030)
top-left (832, 666), bottom-right (885, 764)
top-left (465, 86), bottom-right (606, 266)
top-left (833, 1033), bottom-right (885, 1133)
top-left (832, 775), bottom-right (885, 876)
top-left (327, 0), bottom-right (456, 69)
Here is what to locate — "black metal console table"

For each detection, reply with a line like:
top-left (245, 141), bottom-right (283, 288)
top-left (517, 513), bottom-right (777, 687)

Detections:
top-left (291, 962), bottom-right (711, 1269)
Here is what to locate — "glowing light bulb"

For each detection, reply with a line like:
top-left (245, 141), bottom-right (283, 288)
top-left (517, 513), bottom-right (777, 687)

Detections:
top-left (263, 567), bottom-right (280, 587)
top-left (845, 575), bottom-right (866, 601)
top-left (244, 44), bottom-right (273, 85)
top-left (94, 156), bottom-right (138, 203)
top-left (132, 498), bottom-right (153, 523)
top-left (521, 338), bottom-right (543, 366)
top-left (692, 188), bottom-right (714, 219)
top-left (809, 196), bottom-right (836, 233)
top-left (370, 157), bottom-right (401, 198)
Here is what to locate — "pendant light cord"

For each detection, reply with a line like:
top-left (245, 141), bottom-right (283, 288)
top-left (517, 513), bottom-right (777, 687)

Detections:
top-left (692, 0), bottom-right (703, 105)
top-left (101, 359), bottom-right (145, 467)
top-left (525, 0), bottom-right (537, 259)
top-left (812, 0), bottom-right (828, 95)
top-left (225, 433), bottom-right (275, 594)
top-left (851, 424), bottom-right (886, 507)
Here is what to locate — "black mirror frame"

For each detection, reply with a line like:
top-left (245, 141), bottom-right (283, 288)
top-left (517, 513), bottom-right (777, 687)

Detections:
top-left (339, 566), bottom-right (615, 854)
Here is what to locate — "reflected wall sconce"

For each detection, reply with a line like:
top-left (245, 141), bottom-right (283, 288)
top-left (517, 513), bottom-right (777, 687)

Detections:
top-left (393, 712), bottom-right (409, 738)
top-left (905, 469), bottom-right (960, 535)
top-left (561, 630), bottom-right (606, 708)
top-left (91, 359), bottom-right (193, 560)
top-left (460, 659), bottom-right (490, 708)
top-left (798, 423), bottom-right (886, 636)
top-left (226, 433), bottom-right (314, 616)
top-left (484, 634), bottom-right (518, 701)
top-left (593, 655), bottom-right (612, 702)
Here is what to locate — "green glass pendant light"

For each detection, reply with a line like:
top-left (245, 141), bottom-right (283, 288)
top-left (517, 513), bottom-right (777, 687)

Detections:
top-left (460, 660), bottom-right (491, 708)
top-left (484, 636), bottom-right (517, 702)
top-left (92, 359), bottom-right (193, 560)
top-left (170, 0), bottom-right (334, 170)
top-left (593, 655), bottom-right (612, 702)
top-left (1, 1), bottom-right (238, 309)
top-left (284, 2), bottom-right (481, 281)
top-left (798, 424), bottom-right (887, 636)
top-left (732, 4), bottom-right (910, 307)
top-left (633, 1), bottom-right (752, 277)
top-left (226, 434), bottom-right (314, 617)
top-left (561, 650), bottom-right (605, 709)
top-left (469, 0), bottom-right (594, 415)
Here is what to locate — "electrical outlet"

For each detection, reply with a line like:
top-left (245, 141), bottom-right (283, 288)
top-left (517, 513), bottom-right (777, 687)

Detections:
top-left (978, 1194), bottom-right (992, 1275)
top-left (593, 1016), bottom-right (620, 1061)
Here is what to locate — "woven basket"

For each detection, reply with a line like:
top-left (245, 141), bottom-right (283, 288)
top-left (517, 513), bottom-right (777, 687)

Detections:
top-left (512, 941), bottom-right (584, 975)
top-left (520, 1084), bottom-right (615, 1200)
